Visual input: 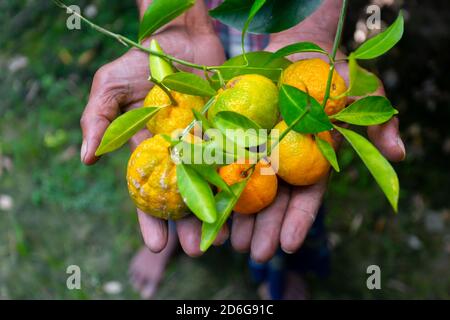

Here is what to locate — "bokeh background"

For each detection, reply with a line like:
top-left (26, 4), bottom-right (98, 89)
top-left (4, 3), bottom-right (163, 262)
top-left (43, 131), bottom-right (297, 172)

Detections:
top-left (0, 0), bottom-right (449, 299)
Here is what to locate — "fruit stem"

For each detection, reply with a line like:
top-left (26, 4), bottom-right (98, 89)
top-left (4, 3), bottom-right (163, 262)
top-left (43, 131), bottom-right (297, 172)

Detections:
top-left (266, 107), bottom-right (311, 157)
top-left (242, 163), bottom-right (256, 178)
top-left (216, 70), bottom-right (226, 88)
top-left (243, 107), bottom-right (311, 177)
top-left (322, 0), bottom-right (349, 109)
top-left (149, 76), bottom-right (178, 106)
top-left (179, 96), bottom-right (215, 140)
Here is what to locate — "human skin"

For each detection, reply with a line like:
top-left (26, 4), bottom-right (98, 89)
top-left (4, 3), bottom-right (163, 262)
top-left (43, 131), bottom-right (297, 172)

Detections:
top-left (231, 0), bottom-right (406, 262)
top-left (80, 0), bottom-right (405, 259)
top-left (80, 0), bottom-right (227, 255)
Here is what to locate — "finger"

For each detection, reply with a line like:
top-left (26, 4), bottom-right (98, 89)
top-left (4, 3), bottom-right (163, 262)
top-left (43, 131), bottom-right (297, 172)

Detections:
top-left (230, 213), bottom-right (255, 253)
top-left (367, 117), bottom-right (406, 162)
top-left (176, 215), bottom-right (203, 257)
top-left (129, 128), bottom-right (152, 151)
top-left (80, 50), bottom-right (151, 165)
top-left (333, 64), bottom-right (406, 162)
top-left (250, 184), bottom-right (290, 263)
top-left (137, 209), bottom-right (168, 253)
top-left (213, 224), bottom-right (230, 246)
top-left (280, 177), bottom-right (328, 254)
top-left (80, 64), bottom-right (126, 165)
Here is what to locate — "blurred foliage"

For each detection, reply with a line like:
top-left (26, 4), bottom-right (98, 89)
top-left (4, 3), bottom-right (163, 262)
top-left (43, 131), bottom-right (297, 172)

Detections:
top-left (0, 0), bottom-right (449, 299)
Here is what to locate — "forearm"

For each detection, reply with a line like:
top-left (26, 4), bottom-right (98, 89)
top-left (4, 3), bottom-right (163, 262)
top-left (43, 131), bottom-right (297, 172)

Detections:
top-left (268, 0), bottom-right (342, 50)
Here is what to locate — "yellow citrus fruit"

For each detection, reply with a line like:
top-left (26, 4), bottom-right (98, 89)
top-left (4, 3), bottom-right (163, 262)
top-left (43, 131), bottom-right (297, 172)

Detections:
top-left (126, 134), bottom-right (189, 220)
top-left (208, 74), bottom-right (279, 129)
top-left (280, 58), bottom-right (347, 116)
top-left (270, 121), bottom-right (334, 186)
top-left (219, 160), bottom-right (278, 214)
top-left (143, 85), bottom-right (205, 135)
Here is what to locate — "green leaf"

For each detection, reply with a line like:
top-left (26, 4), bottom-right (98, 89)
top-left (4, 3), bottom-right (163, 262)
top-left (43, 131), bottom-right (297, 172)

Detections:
top-left (190, 164), bottom-right (233, 195)
top-left (162, 72), bottom-right (217, 97)
top-left (347, 57), bottom-right (379, 97)
top-left (95, 107), bottom-right (161, 156)
top-left (160, 134), bottom-right (179, 147)
top-left (241, 0), bottom-right (267, 60)
top-left (334, 126), bottom-right (399, 212)
top-left (279, 84), bottom-right (332, 134)
top-left (173, 140), bottom-right (205, 165)
top-left (209, 0), bottom-right (323, 34)
top-left (180, 97), bottom-right (216, 137)
top-left (200, 180), bottom-right (248, 251)
top-left (173, 138), bottom-right (237, 167)
top-left (192, 109), bottom-right (213, 131)
top-left (149, 39), bottom-right (174, 82)
top-left (211, 51), bottom-right (291, 89)
top-left (138, 0), bottom-right (195, 42)
top-left (315, 135), bottom-right (340, 172)
top-left (271, 42), bottom-right (327, 60)
top-left (213, 111), bottom-right (267, 148)
top-left (331, 96), bottom-right (398, 126)
top-left (352, 12), bottom-right (404, 60)
top-left (176, 163), bottom-right (217, 223)
top-left (242, 0), bottom-right (267, 39)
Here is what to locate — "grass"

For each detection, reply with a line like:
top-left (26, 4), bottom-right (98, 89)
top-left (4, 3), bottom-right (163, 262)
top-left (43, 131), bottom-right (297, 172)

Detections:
top-left (0, 0), bottom-right (449, 299)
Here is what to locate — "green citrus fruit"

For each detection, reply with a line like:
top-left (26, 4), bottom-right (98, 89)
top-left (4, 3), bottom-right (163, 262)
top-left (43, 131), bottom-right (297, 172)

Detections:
top-left (208, 74), bottom-right (279, 129)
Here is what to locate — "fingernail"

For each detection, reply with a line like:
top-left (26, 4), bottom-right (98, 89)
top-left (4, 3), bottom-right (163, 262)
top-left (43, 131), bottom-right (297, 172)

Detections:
top-left (281, 247), bottom-right (294, 254)
top-left (80, 140), bottom-right (87, 163)
top-left (397, 136), bottom-right (406, 160)
top-left (214, 238), bottom-right (227, 246)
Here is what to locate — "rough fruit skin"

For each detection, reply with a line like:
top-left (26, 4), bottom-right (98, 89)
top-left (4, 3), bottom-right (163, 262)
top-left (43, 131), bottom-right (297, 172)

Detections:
top-left (143, 85), bottom-right (205, 135)
top-left (126, 135), bottom-right (188, 220)
top-left (208, 74), bottom-right (279, 129)
top-left (271, 121), bottom-right (333, 186)
top-left (280, 58), bottom-right (347, 116)
top-left (219, 160), bottom-right (278, 214)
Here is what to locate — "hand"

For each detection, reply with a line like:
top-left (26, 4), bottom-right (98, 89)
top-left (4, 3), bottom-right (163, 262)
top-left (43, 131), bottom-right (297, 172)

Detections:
top-left (80, 1), bottom-right (226, 255)
top-left (228, 0), bottom-right (406, 262)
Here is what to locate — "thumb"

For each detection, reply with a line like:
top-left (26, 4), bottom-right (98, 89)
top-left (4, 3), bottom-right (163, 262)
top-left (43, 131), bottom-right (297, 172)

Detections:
top-left (80, 64), bottom-right (127, 164)
top-left (80, 49), bottom-right (152, 164)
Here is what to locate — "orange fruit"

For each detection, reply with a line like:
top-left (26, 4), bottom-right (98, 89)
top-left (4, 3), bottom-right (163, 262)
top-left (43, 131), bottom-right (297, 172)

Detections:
top-left (143, 85), bottom-right (205, 135)
top-left (219, 160), bottom-right (278, 214)
top-left (270, 121), bottom-right (334, 186)
top-left (208, 74), bottom-right (279, 129)
top-left (280, 58), bottom-right (347, 116)
top-left (126, 134), bottom-right (189, 220)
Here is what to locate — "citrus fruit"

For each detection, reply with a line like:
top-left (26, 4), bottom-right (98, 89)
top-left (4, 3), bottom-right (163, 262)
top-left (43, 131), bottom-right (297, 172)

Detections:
top-left (126, 134), bottom-right (189, 220)
top-left (270, 121), bottom-right (334, 186)
top-left (208, 74), bottom-right (279, 129)
top-left (280, 58), bottom-right (347, 116)
top-left (143, 85), bottom-right (205, 135)
top-left (219, 160), bottom-right (278, 214)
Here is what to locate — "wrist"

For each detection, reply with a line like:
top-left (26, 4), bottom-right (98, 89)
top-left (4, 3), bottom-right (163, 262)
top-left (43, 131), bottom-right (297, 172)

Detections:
top-left (267, 0), bottom-right (342, 52)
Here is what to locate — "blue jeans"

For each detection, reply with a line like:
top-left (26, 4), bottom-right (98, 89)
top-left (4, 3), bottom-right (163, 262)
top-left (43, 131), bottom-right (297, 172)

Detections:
top-left (248, 205), bottom-right (330, 299)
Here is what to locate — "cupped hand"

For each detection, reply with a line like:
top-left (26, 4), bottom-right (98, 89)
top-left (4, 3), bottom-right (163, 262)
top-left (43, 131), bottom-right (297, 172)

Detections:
top-left (227, 37), bottom-right (405, 262)
top-left (80, 1), bottom-right (226, 255)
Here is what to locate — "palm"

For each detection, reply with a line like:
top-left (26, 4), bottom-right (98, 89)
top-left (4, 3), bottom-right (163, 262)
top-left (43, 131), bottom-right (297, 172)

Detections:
top-left (228, 38), bottom-right (404, 260)
top-left (81, 7), bottom-right (225, 254)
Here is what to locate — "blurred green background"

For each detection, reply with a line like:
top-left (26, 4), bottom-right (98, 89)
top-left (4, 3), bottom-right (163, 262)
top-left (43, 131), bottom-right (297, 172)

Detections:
top-left (0, 0), bottom-right (448, 299)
